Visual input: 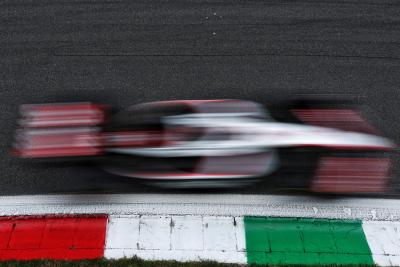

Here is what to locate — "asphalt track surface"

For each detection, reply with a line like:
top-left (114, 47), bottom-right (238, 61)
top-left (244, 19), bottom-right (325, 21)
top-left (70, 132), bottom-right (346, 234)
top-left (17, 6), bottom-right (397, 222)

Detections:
top-left (0, 0), bottom-right (399, 196)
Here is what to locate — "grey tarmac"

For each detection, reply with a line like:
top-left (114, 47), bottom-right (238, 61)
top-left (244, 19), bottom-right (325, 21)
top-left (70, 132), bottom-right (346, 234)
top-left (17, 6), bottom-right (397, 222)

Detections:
top-left (0, 0), bottom-right (399, 196)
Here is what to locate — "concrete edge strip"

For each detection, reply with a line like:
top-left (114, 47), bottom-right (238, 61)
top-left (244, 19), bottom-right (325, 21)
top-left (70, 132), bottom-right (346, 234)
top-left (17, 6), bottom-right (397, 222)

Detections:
top-left (1, 193), bottom-right (400, 220)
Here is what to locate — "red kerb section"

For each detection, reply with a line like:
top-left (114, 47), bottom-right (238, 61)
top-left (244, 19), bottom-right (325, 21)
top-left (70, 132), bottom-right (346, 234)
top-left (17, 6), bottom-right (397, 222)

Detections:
top-left (0, 215), bottom-right (107, 260)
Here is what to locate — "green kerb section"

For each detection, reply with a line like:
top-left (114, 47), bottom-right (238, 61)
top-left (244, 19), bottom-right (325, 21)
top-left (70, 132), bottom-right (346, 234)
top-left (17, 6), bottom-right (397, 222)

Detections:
top-left (244, 217), bottom-right (374, 265)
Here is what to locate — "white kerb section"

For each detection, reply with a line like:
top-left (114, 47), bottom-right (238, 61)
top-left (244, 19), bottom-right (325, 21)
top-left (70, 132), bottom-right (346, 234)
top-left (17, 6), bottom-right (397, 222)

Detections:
top-left (105, 215), bottom-right (247, 263)
top-left (362, 221), bottom-right (400, 267)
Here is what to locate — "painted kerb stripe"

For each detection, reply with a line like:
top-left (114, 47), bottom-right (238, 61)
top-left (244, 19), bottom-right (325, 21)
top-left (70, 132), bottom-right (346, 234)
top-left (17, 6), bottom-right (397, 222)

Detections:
top-left (104, 215), bottom-right (400, 266)
top-left (104, 215), bottom-right (247, 263)
top-left (0, 215), bottom-right (107, 260)
top-left (244, 217), bottom-right (373, 265)
top-left (1, 214), bottom-right (400, 266)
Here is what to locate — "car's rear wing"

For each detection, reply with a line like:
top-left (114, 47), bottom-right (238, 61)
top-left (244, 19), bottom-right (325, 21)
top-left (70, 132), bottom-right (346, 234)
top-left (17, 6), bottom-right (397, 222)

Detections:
top-left (13, 103), bottom-right (108, 158)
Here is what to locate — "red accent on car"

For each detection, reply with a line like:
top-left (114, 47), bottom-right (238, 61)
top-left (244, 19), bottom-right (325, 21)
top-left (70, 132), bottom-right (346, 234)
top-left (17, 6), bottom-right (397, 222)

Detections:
top-left (291, 108), bottom-right (380, 135)
top-left (105, 131), bottom-right (164, 147)
top-left (20, 103), bottom-right (107, 128)
top-left (14, 103), bottom-right (108, 158)
top-left (15, 129), bottom-right (104, 158)
top-left (312, 157), bottom-right (391, 193)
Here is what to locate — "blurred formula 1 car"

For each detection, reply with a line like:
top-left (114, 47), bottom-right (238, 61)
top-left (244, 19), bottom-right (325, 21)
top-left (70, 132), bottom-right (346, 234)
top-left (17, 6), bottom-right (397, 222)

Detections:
top-left (12, 99), bottom-right (396, 193)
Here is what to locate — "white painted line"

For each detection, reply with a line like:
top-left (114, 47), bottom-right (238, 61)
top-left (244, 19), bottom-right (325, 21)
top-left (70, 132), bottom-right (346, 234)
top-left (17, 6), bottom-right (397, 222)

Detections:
top-left (1, 194), bottom-right (400, 221)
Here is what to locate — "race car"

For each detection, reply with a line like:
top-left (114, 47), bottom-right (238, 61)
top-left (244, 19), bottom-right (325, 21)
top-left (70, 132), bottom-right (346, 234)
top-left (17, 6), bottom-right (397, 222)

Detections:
top-left (12, 99), bottom-right (396, 193)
